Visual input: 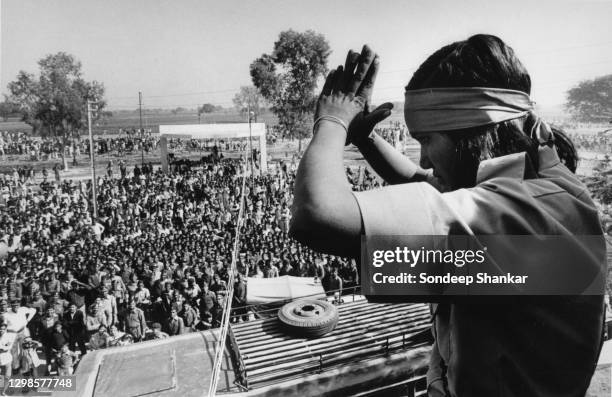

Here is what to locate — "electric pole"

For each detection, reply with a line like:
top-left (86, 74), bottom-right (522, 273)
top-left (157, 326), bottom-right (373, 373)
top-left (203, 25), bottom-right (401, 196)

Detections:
top-left (139, 91), bottom-right (144, 166)
top-left (248, 104), bottom-right (254, 185)
top-left (87, 101), bottom-right (98, 218)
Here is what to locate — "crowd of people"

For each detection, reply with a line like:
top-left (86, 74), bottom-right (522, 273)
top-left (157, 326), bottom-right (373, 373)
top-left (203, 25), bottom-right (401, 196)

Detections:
top-left (3, 123), bottom-right (610, 161)
top-left (371, 122), bottom-right (410, 149)
top-left (1, 129), bottom-right (273, 166)
top-left (569, 131), bottom-right (612, 154)
top-left (0, 131), bottom-right (67, 161)
top-left (1, 121), bottom-right (608, 380)
top-left (0, 154), bottom-right (376, 376)
top-left (0, 129), bottom-right (159, 161)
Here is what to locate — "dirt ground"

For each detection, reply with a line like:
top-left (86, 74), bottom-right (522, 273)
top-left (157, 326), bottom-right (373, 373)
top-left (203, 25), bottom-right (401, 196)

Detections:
top-left (0, 138), bottom-right (422, 185)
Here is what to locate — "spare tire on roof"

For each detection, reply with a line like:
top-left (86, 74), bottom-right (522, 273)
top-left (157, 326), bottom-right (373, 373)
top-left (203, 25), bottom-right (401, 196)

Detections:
top-left (278, 298), bottom-right (339, 338)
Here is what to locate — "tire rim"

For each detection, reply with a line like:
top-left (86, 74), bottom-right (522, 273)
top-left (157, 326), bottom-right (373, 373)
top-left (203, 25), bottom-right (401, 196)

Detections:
top-left (293, 303), bottom-right (323, 317)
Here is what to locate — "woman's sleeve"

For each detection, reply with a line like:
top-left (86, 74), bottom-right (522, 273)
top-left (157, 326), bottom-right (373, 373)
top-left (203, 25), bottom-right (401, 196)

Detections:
top-left (352, 182), bottom-right (464, 237)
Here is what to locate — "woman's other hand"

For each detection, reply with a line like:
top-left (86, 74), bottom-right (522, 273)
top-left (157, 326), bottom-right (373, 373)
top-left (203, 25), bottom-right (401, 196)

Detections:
top-left (348, 101), bottom-right (394, 146)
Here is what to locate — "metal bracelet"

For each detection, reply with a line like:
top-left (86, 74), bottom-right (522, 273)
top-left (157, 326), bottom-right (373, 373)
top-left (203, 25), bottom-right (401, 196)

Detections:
top-left (313, 116), bottom-right (348, 133)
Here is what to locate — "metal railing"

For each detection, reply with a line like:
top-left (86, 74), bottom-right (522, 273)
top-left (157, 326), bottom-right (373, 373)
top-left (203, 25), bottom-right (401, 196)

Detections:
top-left (235, 325), bottom-right (432, 389)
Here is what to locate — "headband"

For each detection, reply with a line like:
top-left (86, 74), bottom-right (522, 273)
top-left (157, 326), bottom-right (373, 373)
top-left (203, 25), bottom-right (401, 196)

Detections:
top-left (404, 87), bottom-right (552, 144)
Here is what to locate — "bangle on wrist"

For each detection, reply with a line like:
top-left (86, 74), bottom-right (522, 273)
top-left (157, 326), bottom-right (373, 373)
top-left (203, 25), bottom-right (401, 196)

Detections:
top-left (313, 115), bottom-right (348, 133)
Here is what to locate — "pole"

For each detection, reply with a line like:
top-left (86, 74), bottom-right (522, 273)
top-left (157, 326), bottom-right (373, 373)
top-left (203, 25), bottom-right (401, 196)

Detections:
top-left (207, 171), bottom-right (247, 397)
top-left (248, 104), bottom-right (253, 184)
top-left (72, 129), bottom-right (77, 166)
top-left (87, 101), bottom-right (97, 218)
top-left (139, 91), bottom-right (144, 166)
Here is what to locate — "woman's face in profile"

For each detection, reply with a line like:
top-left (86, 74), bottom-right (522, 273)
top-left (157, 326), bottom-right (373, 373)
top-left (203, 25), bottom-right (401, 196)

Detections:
top-left (411, 131), bottom-right (457, 192)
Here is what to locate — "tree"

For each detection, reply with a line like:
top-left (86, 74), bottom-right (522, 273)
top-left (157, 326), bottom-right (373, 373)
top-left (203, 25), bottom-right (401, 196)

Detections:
top-left (584, 154), bottom-right (612, 207)
top-left (197, 103), bottom-right (216, 123)
top-left (0, 100), bottom-right (19, 121)
top-left (250, 30), bottom-right (330, 145)
top-left (566, 74), bottom-right (612, 122)
top-left (232, 86), bottom-right (265, 121)
top-left (586, 174), bottom-right (612, 205)
top-left (7, 52), bottom-right (106, 168)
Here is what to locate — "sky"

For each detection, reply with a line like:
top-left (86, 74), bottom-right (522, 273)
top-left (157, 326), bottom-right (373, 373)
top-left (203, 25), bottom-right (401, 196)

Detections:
top-left (1, 0), bottom-right (612, 112)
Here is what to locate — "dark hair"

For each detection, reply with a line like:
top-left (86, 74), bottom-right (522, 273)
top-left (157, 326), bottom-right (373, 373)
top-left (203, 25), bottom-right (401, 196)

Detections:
top-left (406, 34), bottom-right (578, 187)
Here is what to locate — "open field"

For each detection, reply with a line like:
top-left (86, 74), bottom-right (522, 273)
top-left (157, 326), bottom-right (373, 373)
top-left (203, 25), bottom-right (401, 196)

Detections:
top-left (0, 109), bottom-right (280, 135)
top-left (2, 108), bottom-right (609, 135)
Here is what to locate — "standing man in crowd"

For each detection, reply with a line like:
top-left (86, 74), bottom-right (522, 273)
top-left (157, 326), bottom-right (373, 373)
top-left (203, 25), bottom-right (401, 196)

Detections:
top-left (232, 273), bottom-right (247, 322)
top-left (123, 299), bottom-right (147, 342)
top-left (180, 301), bottom-right (198, 332)
top-left (53, 164), bottom-right (61, 183)
top-left (63, 302), bottom-right (87, 356)
top-left (0, 322), bottom-right (15, 379)
top-left (166, 308), bottom-right (184, 336)
top-left (99, 285), bottom-right (118, 327)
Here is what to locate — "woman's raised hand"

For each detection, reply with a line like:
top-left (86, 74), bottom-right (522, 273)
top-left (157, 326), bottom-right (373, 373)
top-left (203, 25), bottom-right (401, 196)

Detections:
top-left (314, 45), bottom-right (389, 139)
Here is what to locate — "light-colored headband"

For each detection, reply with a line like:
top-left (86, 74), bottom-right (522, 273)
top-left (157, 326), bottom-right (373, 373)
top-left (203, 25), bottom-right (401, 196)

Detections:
top-left (404, 87), bottom-right (552, 143)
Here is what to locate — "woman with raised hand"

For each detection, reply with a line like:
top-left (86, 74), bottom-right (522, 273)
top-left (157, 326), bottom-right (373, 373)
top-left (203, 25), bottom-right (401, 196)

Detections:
top-left (290, 35), bottom-right (605, 397)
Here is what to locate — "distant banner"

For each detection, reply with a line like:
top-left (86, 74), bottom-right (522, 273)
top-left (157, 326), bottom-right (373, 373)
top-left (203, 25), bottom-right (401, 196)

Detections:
top-left (159, 123), bottom-right (266, 139)
top-left (361, 235), bottom-right (606, 296)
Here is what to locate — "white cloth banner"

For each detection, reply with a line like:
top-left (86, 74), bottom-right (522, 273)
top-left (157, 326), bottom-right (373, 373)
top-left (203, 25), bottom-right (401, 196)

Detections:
top-left (246, 276), bottom-right (326, 305)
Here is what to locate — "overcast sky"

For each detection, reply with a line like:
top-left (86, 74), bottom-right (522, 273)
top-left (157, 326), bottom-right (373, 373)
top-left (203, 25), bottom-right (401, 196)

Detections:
top-left (2, 0), bottom-right (612, 111)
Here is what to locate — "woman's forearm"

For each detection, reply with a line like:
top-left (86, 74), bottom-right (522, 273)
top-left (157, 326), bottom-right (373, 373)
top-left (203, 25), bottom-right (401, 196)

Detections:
top-left (295, 120), bottom-right (349, 205)
top-left (290, 121), bottom-right (361, 256)
top-left (356, 132), bottom-right (429, 184)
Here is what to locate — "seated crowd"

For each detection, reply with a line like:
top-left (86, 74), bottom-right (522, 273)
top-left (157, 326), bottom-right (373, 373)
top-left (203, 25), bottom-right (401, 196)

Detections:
top-left (0, 156), bottom-right (377, 376)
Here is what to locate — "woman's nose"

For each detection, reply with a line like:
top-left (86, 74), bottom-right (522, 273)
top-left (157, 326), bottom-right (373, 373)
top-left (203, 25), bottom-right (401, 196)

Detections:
top-left (419, 147), bottom-right (432, 169)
